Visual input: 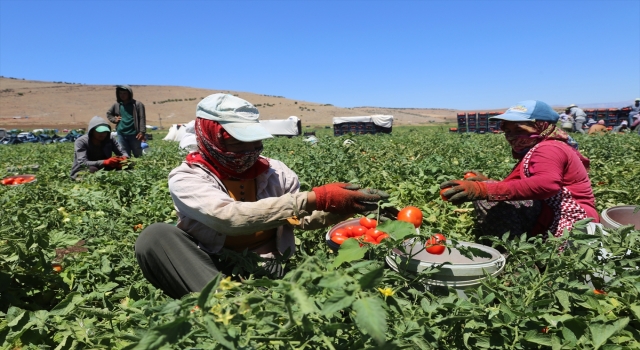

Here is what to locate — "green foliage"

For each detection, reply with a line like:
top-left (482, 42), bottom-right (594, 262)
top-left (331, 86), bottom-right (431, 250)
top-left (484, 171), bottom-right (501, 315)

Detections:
top-left (0, 129), bottom-right (639, 349)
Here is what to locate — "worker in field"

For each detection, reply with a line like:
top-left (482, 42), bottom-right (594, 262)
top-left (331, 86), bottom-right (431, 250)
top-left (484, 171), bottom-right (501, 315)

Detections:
top-left (612, 120), bottom-right (629, 133)
top-left (106, 85), bottom-right (146, 157)
top-left (135, 93), bottom-right (388, 299)
top-left (627, 98), bottom-right (640, 126)
top-left (588, 119), bottom-right (608, 135)
top-left (567, 104), bottom-right (587, 134)
top-left (440, 100), bottom-right (598, 239)
top-left (70, 116), bottom-right (129, 180)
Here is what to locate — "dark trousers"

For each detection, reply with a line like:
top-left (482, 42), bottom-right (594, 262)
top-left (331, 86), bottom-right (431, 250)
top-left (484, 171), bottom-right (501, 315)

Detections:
top-left (135, 223), bottom-right (225, 299)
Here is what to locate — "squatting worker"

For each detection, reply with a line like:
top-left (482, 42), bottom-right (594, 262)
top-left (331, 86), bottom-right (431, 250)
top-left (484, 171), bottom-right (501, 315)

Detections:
top-left (568, 104), bottom-right (587, 134)
top-left (440, 100), bottom-right (598, 239)
top-left (135, 94), bottom-right (388, 299)
top-left (70, 116), bottom-right (129, 180)
top-left (106, 85), bottom-right (146, 157)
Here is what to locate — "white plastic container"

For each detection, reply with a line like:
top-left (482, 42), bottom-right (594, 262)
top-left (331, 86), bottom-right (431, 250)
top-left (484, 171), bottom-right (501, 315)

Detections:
top-left (385, 240), bottom-right (506, 299)
top-left (600, 206), bottom-right (640, 230)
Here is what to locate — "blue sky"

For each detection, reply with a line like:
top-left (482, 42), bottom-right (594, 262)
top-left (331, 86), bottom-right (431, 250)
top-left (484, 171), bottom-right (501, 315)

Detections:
top-left (1, 0), bottom-right (638, 109)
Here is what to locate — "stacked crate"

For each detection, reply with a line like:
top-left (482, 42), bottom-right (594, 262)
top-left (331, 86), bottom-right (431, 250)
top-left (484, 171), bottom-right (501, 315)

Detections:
top-left (488, 111), bottom-right (501, 132)
top-left (457, 112), bottom-right (467, 133)
top-left (606, 108), bottom-right (619, 127)
top-left (596, 109), bottom-right (608, 125)
top-left (586, 109), bottom-right (597, 122)
top-left (467, 112), bottom-right (477, 133)
top-left (619, 107), bottom-right (631, 125)
top-left (477, 112), bottom-right (489, 133)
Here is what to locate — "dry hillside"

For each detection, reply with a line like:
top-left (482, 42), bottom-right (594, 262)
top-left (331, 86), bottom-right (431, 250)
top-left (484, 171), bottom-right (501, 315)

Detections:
top-left (0, 77), bottom-right (486, 130)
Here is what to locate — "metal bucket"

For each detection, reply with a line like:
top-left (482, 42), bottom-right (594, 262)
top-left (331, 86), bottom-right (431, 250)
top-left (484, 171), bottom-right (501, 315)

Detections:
top-left (600, 205), bottom-right (640, 230)
top-left (386, 240), bottom-right (505, 299)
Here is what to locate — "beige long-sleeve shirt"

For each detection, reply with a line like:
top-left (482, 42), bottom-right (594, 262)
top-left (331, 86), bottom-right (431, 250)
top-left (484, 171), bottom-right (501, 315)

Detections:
top-left (168, 157), bottom-right (346, 256)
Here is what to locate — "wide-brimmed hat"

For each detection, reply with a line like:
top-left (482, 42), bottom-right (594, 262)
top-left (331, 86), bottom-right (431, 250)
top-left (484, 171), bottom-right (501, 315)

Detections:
top-left (489, 100), bottom-right (559, 123)
top-left (196, 94), bottom-right (273, 142)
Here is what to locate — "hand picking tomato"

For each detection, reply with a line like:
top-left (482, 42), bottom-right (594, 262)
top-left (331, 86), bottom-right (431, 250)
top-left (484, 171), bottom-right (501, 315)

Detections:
top-left (331, 235), bottom-right (347, 245)
top-left (397, 206), bottom-right (423, 228)
top-left (359, 217), bottom-right (377, 229)
top-left (425, 236), bottom-right (445, 255)
top-left (351, 226), bottom-right (368, 237)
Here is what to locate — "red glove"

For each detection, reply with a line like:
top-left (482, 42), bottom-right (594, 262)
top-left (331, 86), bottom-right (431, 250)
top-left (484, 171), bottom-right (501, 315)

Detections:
top-left (102, 157), bottom-right (121, 168)
top-left (440, 180), bottom-right (488, 205)
top-left (312, 183), bottom-right (387, 213)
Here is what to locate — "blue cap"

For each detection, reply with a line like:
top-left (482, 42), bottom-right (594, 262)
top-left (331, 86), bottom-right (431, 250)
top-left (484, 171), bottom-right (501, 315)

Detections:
top-left (489, 100), bottom-right (559, 123)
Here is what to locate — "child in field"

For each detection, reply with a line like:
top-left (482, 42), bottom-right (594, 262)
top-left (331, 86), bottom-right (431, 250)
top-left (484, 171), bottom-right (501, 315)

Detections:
top-left (135, 94), bottom-right (388, 298)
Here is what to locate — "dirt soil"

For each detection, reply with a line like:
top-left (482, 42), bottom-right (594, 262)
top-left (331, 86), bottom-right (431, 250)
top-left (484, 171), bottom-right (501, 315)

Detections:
top-left (0, 77), bottom-right (504, 130)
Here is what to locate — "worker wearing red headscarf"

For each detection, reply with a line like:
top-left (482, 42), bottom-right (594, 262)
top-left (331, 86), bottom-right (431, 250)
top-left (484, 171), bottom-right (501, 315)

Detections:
top-left (441, 100), bottom-right (598, 238)
top-left (135, 94), bottom-right (388, 299)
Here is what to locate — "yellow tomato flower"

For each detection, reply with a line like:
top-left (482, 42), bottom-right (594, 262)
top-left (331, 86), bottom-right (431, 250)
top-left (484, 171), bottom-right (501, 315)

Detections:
top-left (378, 287), bottom-right (394, 298)
top-left (219, 276), bottom-right (241, 291)
top-left (215, 309), bottom-right (235, 326)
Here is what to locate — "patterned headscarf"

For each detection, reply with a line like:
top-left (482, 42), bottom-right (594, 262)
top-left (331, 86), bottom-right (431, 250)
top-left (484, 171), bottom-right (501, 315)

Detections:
top-left (186, 118), bottom-right (269, 180)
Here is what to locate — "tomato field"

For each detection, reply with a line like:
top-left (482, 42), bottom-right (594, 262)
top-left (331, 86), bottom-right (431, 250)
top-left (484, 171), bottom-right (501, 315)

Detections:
top-left (1, 127), bottom-right (640, 349)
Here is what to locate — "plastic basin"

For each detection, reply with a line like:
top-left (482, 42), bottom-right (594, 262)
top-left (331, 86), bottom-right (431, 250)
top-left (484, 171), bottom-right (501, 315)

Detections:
top-left (600, 205), bottom-right (640, 230)
top-left (1, 174), bottom-right (37, 186)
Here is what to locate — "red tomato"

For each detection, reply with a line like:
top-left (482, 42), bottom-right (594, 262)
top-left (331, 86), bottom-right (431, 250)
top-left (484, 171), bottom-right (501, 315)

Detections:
top-left (332, 228), bottom-right (349, 238)
top-left (397, 206), bottom-right (423, 228)
top-left (376, 233), bottom-right (390, 243)
top-left (426, 244), bottom-right (445, 255)
top-left (344, 226), bottom-right (355, 237)
top-left (440, 187), bottom-right (452, 201)
top-left (366, 228), bottom-right (385, 239)
top-left (359, 217), bottom-right (377, 229)
top-left (331, 235), bottom-right (347, 245)
top-left (425, 236), bottom-right (445, 255)
top-left (433, 233), bottom-right (446, 243)
top-left (351, 226), bottom-right (368, 237)
top-left (52, 263), bottom-right (63, 273)
top-left (463, 172), bottom-right (476, 179)
top-left (362, 235), bottom-right (377, 244)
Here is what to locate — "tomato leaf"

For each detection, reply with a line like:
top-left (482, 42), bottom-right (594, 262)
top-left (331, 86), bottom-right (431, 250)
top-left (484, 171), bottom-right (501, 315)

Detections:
top-left (197, 273), bottom-right (222, 310)
top-left (523, 330), bottom-right (552, 346)
top-left (322, 290), bottom-right (356, 316)
top-left (352, 297), bottom-right (387, 346)
top-left (330, 238), bottom-right (366, 269)
top-left (589, 318), bottom-right (629, 349)
top-left (376, 220), bottom-right (415, 241)
top-left (358, 266), bottom-right (384, 290)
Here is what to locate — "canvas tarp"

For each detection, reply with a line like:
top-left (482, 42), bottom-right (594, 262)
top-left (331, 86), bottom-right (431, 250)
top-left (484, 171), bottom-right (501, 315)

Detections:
top-left (332, 115), bottom-right (393, 128)
top-left (259, 116), bottom-right (301, 136)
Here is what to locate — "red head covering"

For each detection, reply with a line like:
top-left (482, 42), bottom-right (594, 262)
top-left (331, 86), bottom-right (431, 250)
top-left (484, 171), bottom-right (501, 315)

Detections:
top-left (185, 118), bottom-right (269, 180)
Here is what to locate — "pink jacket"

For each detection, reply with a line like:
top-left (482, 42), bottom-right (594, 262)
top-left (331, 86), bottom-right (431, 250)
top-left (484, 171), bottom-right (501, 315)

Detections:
top-left (485, 140), bottom-right (599, 230)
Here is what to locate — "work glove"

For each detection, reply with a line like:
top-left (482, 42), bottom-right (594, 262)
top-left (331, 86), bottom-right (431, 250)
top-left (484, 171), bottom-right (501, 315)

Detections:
top-left (463, 170), bottom-right (490, 182)
top-left (440, 180), bottom-right (488, 205)
top-left (102, 157), bottom-right (122, 169)
top-left (312, 183), bottom-right (389, 214)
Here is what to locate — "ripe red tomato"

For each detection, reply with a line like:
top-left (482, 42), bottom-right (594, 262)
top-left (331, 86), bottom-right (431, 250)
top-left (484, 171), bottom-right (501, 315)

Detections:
top-left (362, 235), bottom-right (377, 244)
top-left (359, 217), bottom-right (377, 229)
top-left (397, 206), bottom-right (423, 228)
top-left (331, 235), bottom-right (347, 245)
top-left (366, 228), bottom-right (385, 239)
top-left (425, 236), bottom-right (445, 255)
top-left (376, 233), bottom-right (390, 243)
top-left (463, 172), bottom-right (476, 179)
top-left (344, 226), bottom-right (356, 237)
top-left (351, 226), bottom-right (368, 237)
top-left (433, 233), bottom-right (446, 243)
top-left (52, 263), bottom-right (63, 273)
top-left (332, 228), bottom-right (349, 238)
top-left (440, 187), bottom-right (452, 201)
